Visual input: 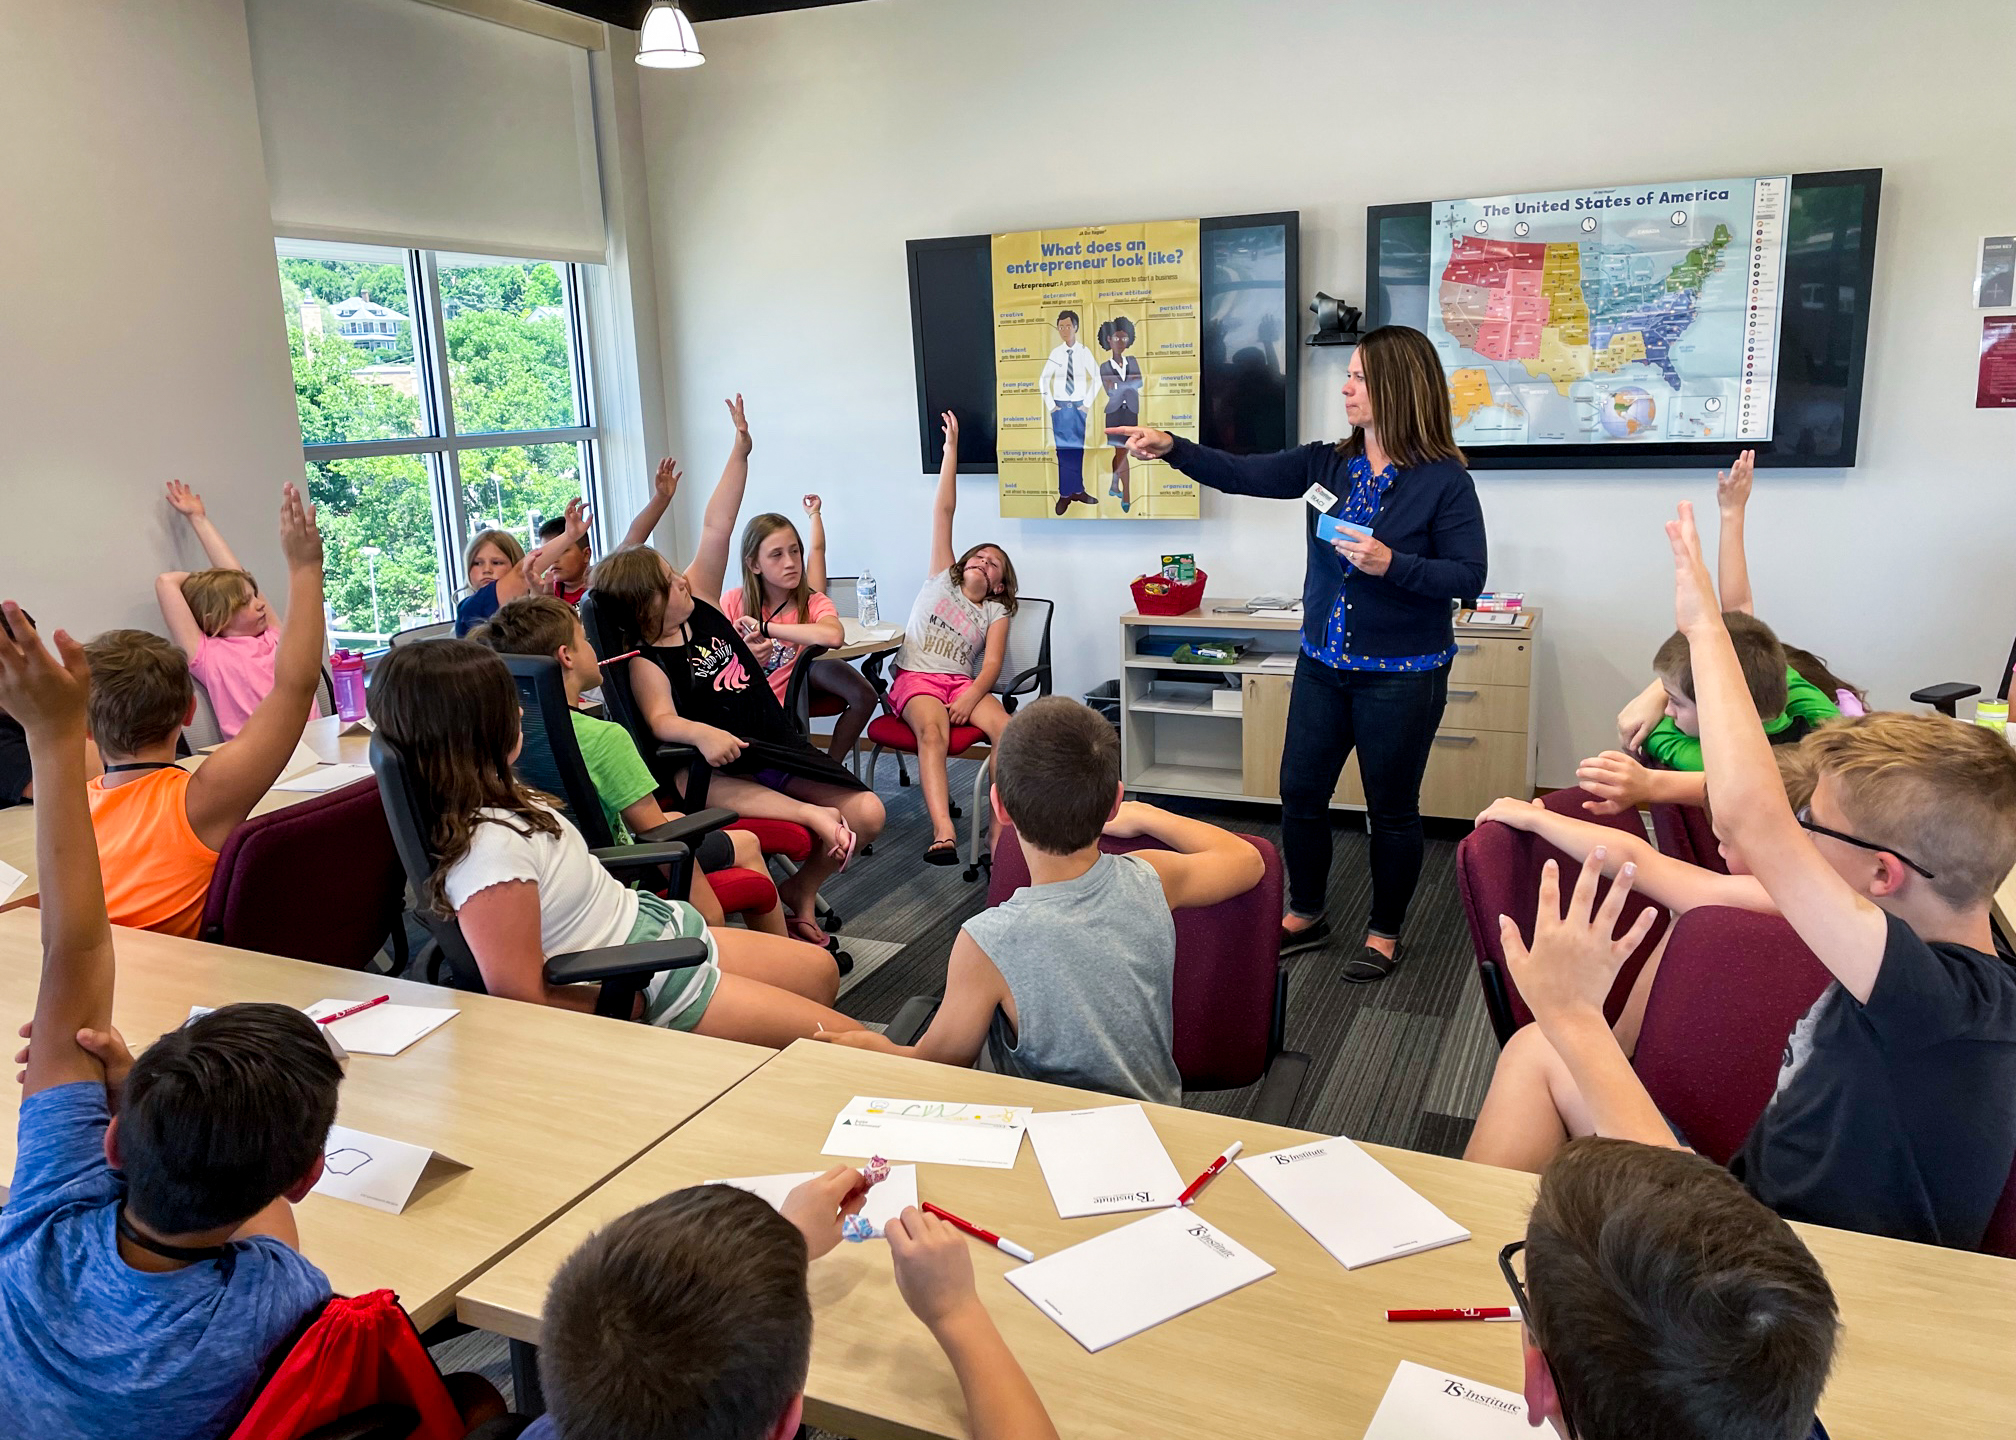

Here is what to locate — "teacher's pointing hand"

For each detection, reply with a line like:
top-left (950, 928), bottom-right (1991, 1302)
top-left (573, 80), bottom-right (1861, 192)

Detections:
top-left (1105, 424), bottom-right (1174, 461)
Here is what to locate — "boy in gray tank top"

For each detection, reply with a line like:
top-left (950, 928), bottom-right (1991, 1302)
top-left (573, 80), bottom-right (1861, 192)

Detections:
top-left (816, 697), bottom-right (1265, 1104)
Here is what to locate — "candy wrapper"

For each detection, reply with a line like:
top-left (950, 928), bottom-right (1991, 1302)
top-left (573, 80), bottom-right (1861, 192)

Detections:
top-left (841, 1213), bottom-right (875, 1243)
top-left (861, 1154), bottom-right (890, 1187)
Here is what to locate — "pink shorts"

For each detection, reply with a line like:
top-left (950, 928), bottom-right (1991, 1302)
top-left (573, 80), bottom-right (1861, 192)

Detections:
top-left (889, 668), bottom-right (970, 715)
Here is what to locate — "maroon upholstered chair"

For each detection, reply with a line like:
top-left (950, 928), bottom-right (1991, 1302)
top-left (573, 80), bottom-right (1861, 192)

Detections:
top-left (200, 778), bottom-right (407, 971)
top-left (1456, 786), bottom-right (1670, 1045)
top-left (1629, 907), bottom-right (1831, 1166)
top-left (1649, 796), bottom-right (1728, 874)
top-left (968, 825), bottom-right (1309, 1121)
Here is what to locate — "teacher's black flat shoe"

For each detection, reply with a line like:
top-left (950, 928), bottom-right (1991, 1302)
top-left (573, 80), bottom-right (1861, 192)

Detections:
top-left (1278, 918), bottom-right (1332, 957)
top-left (1341, 945), bottom-right (1400, 983)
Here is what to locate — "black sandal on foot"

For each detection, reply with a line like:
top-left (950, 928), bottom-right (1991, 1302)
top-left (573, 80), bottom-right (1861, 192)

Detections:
top-left (923, 839), bottom-right (959, 866)
top-left (1341, 945), bottom-right (1400, 983)
top-left (1278, 918), bottom-right (1333, 957)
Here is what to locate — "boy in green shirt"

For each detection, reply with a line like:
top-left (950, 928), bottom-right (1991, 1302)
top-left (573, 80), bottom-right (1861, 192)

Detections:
top-left (475, 594), bottom-right (786, 934)
top-left (1643, 611), bottom-right (1841, 771)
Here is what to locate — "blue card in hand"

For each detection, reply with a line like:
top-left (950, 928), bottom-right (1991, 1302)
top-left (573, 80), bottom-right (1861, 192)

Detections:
top-left (1316, 512), bottom-right (1373, 546)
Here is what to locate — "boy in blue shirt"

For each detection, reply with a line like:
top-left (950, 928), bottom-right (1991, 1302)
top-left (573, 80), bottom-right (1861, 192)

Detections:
top-left (0, 603), bottom-right (340, 1440)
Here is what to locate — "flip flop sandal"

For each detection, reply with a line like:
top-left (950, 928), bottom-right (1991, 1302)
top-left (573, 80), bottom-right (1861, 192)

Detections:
top-left (923, 839), bottom-right (959, 866)
top-left (785, 915), bottom-right (832, 948)
top-left (831, 816), bottom-right (857, 873)
top-left (1341, 945), bottom-right (1401, 983)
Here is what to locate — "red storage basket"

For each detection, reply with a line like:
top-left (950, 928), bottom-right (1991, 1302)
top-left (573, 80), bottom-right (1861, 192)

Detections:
top-left (1131, 570), bottom-right (1207, 616)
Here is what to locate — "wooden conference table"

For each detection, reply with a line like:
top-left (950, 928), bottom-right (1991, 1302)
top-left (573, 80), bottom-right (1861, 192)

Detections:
top-left (0, 910), bottom-right (769, 1329)
top-left (459, 1042), bottom-right (2016, 1439)
top-left (0, 713), bottom-right (369, 912)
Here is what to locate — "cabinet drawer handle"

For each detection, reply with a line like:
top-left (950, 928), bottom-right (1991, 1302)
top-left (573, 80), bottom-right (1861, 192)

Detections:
top-left (1447, 688), bottom-right (1479, 699)
top-left (1433, 734), bottom-right (1478, 746)
top-left (1455, 643), bottom-right (1480, 653)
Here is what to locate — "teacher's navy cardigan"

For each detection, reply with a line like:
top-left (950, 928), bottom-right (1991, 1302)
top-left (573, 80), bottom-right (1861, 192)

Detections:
top-left (1165, 437), bottom-right (1488, 661)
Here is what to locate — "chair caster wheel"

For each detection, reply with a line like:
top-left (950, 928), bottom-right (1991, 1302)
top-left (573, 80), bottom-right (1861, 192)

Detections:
top-left (962, 865), bottom-right (979, 881)
top-left (949, 802), bottom-right (962, 818)
top-left (819, 910), bottom-right (844, 934)
top-left (834, 950), bottom-right (854, 977)
top-left (861, 842), bottom-right (874, 857)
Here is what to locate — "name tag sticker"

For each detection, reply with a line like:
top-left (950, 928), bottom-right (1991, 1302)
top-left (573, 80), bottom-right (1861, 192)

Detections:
top-left (1303, 483), bottom-right (1338, 511)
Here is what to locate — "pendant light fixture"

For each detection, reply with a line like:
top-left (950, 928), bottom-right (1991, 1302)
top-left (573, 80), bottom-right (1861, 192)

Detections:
top-left (636, 1), bottom-right (704, 68)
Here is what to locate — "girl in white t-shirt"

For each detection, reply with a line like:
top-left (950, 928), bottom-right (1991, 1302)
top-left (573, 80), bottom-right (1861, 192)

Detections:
top-left (369, 640), bottom-right (864, 1047)
top-left (892, 412), bottom-right (1020, 865)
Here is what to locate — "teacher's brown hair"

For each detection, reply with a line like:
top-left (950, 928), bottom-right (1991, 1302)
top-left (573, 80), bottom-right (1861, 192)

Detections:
top-left (1337, 325), bottom-right (1466, 471)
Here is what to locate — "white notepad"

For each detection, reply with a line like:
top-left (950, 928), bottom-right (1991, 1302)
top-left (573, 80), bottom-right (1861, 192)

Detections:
top-left (1025, 1104), bottom-right (1184, 1218)
top-left (303, 999), bottom-right (457, 1057)
top-left (1236, 1136), bottom-right (1469, 1269)
top-left (272, 762), bottom-right (375, 793)
top-left (311, 1124), bottom-right (466, 1215)
top-left (1362, 1361), bottom-right (1533, 1437)
top-left (821, 1096), bottom-right (1030, 1169)
top-left (712, 1164), bottom-right (919, 1238)
top-left (1004, 1207), bottom-right (1273, 1352)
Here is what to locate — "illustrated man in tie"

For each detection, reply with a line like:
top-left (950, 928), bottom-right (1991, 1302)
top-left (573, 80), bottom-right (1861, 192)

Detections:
top-left (1039, 309), bottom-right (1103, 515)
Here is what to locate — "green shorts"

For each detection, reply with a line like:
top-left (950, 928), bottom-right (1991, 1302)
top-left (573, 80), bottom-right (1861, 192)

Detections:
top-left (629, 890), bottom-right (722, 1032)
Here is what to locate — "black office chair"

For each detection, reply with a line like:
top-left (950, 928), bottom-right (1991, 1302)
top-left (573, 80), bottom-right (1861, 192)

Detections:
top-left (578, 591), bottom-right (711, 811)
top-left (369, 731), bottom-right (709, 1020)
top-left (781, 642), bottom-right (831, 740)
top-left (1912, 629), bottom-right (2016, 716)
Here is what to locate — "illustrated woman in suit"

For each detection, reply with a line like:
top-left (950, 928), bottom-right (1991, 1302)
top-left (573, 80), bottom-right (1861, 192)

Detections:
top-left (1098, 315), bottom-right (1143, 513)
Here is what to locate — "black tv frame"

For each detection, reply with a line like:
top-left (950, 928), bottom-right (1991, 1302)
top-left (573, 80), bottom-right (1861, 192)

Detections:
top-left (907, 211), bottom-right (1301, 474)
top-left (1364, 169), bottom-right (1881, 469)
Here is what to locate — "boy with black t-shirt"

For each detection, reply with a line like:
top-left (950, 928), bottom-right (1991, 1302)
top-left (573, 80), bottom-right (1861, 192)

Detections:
top-left (1468, 503), bottom-right (2016, 1249)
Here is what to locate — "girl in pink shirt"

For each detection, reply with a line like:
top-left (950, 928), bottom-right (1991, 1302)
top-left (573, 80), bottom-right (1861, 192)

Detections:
top-left (155, 480), bottom-right (321, 739)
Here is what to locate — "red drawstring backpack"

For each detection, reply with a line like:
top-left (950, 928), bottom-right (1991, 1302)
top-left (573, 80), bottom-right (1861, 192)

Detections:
top-left (228, 1289), bottom-right (466, 1440)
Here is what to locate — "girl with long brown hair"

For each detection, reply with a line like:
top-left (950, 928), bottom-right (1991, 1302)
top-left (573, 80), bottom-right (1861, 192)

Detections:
top-left (1111, 324), bottom-right (1488, 982)
top-left (368, 639), bottom-right (864, 1046)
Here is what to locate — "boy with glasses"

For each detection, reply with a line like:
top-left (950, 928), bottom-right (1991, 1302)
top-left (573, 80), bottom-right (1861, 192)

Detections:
top-left (1464, 503), bottom-right (2016, 1249)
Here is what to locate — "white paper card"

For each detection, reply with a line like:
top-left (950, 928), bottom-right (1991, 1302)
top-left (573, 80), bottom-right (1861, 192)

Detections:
top-left (1004, 1207), bottom-right (1273, 1352)
top-left (712, 1164), bottom-right (920, 1238)
top-left (1361, 1361), bottom-right (1533, 1438)
top-left (277, 738), bottom-right (323, 781)
top-left (821, 1096), bottom-right (1030, 1169)
top-left (337, 717), bottom-right (374, 737)
top-left (272, 762), bottom-right (375, 793)
top-left (0, 860), bottom-right (25, 905)
top-left (311, 1124), bottom-right (464, 1214)
top-left (1237, 1136), bottom-right (1469, 1270)
top-left (187, 1004), bottom-right (346, 1062)
top-left (303, 999), bottom-right (457, 1057)
top-left (841, 618), bottom-right (901, 644)
top-left (1026, 1105), bottom-right (1184, 1218)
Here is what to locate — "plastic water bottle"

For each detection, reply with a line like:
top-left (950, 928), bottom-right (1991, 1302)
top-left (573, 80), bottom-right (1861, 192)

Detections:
top-left (331, 650), bottom-right (367, 723)
top-left (857, 568), bottom-right (879, 628)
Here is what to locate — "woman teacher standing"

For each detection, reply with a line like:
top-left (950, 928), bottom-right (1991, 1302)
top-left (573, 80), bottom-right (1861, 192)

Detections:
top-left (1110, 325), bottom-right (1486, 980)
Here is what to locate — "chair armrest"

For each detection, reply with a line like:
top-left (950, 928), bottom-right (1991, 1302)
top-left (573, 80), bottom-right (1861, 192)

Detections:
top-left (301, 1405), bottom-right (419, 1440)
top-left (634, 807), bottom-right (738, 846)
top-left (1910, 682), bottom-right (1981, 717)
top-left (884, 994), bottom-right (941, 1046)
top-left (545, 937), bottom-right (712, 1020)
top-left (645, 741), bottom-right (712, 809)
top-left (589, 842), bottom-right (694, 901)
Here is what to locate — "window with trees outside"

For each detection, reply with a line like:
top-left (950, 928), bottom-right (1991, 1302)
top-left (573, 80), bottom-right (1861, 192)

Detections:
top-left (278, 239), bottom-right (601, 646)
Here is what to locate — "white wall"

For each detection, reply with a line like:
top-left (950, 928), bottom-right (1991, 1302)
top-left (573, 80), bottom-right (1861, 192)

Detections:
top-left (636, 0), bottom-right (2014, 786)
top-left (0, 1), bottom-right (302, 639)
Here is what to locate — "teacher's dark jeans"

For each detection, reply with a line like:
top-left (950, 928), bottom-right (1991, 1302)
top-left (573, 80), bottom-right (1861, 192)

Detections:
top-left (1279, 653), bottom-right (1449, 937)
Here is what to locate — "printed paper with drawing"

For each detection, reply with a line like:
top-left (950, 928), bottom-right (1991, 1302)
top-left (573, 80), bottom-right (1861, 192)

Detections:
top-left (310, 1124), bottom-right (465, 1215)
top-left (303, 999), bottom-right (457, 1056)
top-left (1361, 1361), bottom-right (1533, 1438)
top-left (1004, 1207), bottom-right (1274, 1352)
top-left (712, 1164), bottom-right (920, 1238)
top-left (1026, 1104), bottom-right (1183, 1218)
top-left (1236, 1136), bottom-right (1469, 1269)
top-left (821, 1096), bottom-right (1031, 1169)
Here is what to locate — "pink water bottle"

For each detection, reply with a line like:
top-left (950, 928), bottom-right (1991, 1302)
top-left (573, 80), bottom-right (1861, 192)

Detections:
top-left (331, 650), bottom-right (367, 722)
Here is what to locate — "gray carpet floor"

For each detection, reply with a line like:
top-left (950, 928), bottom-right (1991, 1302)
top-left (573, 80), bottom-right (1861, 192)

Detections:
top-left (429, 750), bottom-right (1501, 1414)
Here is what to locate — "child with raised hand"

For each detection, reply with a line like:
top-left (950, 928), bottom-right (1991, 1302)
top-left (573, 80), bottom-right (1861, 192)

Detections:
top-left (0, 603), bottom-right (343, 1440)
top-left (892, 409), bottom-right (1020, 865)
top-left (156, 478), bottom-right (321, 739)
top-left (595, 399), bottom-right (885, 941)
top-left (474, 593), bottom-right (789, 937)
top-left (454, 502), bottom-right (596, 638)
top-left (89, 484), bottom-right (326, 937)
top-left (368, 637), bottom-right (864, 1048)
top-left (798, 492), bottom-right (881, 761)
top-left (531, 1177), bottom-right (1056, 1440)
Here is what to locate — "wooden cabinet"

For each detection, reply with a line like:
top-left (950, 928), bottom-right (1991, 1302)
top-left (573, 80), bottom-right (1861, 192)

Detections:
top-left (1121, 606), bottom-right (1539, 820)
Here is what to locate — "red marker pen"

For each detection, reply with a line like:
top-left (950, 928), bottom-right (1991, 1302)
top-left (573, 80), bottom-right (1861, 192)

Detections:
top-left (1176, 1140), bottom-right (1243, 1206)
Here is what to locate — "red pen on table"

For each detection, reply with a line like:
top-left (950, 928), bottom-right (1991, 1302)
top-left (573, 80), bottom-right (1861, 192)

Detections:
top-left (921, 1201), bottom-right (1036, 1263)
top-left (317, 995), bottom-right (390, 1026)
top-left (1387, 1306), bottom-right (1522, 1323)
top-left (1176, 1140), bottom-right (1243, 1206)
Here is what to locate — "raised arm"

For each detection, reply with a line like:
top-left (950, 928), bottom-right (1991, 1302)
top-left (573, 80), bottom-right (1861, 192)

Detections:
top-left (165, 479), bottom-right (247, 572)
top-left (185, 484), bottom-right (326, 850)
top-left (152, 572), bottom-right (208, 658)
top-left (622, 457), bottom-right (682, 551)
top-left (1104, 800), bottom-right (1267, 909)
top-left (801, 494), bottom-right (829, 594)
top-left (1715, 450), bottom-right (1756, 616)
top-left (0, 605), bottom-right (115, 1099)
top-left (1670, 503), bottom-right (1887, 1000)
top-left (1473, 796), bottom-right (1771, 914)
top-left (929, 411), bottom-right (960, 576)
top-left (523, 497), bottom-right (591, 592)
top-left (686, 395), bottom-right (753, 605)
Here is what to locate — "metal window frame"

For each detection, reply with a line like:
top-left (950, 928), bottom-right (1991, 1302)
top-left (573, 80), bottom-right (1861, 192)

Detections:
top-left (296, 245), bottom-right (603, 620)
